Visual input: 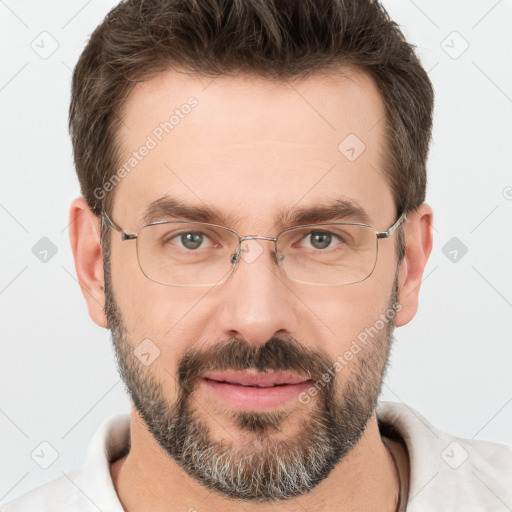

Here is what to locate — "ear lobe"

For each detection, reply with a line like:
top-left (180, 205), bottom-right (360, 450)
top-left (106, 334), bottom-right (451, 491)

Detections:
top-left (394, 203), bottom-right (434, 328)
top-left (68, 197), bottom-right (108, 328)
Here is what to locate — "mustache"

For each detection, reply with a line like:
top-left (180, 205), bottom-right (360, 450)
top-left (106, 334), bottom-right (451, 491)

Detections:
top-left (177, 336), bottom-right (334, 392)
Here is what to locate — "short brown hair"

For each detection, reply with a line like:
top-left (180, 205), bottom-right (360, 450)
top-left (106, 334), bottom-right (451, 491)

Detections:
top-left (69, 0), bottom-right (434, 260)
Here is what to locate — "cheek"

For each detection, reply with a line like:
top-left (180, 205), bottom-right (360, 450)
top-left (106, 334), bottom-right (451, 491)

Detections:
top-left (110, 240), bottom-right (180, 333)
top-left (297, 273), bottom-right (394, 358)
top-left (110, 250), bottom-right (211, 368)
top-left (115, 281), bottom-right (207, 341)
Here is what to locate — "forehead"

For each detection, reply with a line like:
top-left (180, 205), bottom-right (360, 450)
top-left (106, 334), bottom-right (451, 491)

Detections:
top-left (112, 67), bottom-right (394, 230)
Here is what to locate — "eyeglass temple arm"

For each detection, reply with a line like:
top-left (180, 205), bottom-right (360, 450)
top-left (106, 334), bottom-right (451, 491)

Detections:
top-left (376, 211), bottom-right (408, 239)
top-left (101, 211), bottom-right (137, 241)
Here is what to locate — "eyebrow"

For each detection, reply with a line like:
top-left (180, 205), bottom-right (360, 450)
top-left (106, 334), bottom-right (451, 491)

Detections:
top-left (285, 200), bottom-right (370, 226)
top-left (141, 195), bottom-right (371, 229)
top-left (142, 196), bottom-right (240, 226)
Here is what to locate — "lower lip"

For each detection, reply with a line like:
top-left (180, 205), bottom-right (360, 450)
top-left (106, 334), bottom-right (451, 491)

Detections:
top-left (201, 378), bottom-right (313, 410)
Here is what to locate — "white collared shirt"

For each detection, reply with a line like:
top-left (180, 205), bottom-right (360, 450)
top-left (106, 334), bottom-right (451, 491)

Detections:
top-left (2, 401), bottom-right (511, 511)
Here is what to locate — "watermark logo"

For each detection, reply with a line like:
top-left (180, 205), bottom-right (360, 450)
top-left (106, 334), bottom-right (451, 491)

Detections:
top-left (240, 240), bottom-right (264, 264)
top-left (31, 441), bottom-right (59, 469)
top-left (298, 303), bottom-right (402, 404)
top-left (441, 441), bottom-right (469, 469)
top-left (134, 338), bottom-right (161, 366)
top-left (93, 97), bottom-right (198, 201)
top-left (32, 237), bottom-right (58, 263)
top-left (338, 133), bottom-right (366, 162)
top-left (441, 31), bottom-right (469, 60)
top-left (30, 31), bottom-right (59, 60)
top-left (442, 236), bottom-right (468, 263)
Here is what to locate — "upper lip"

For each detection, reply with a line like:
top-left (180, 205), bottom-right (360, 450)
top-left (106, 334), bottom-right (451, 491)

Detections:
top-left (201, 370), bottom-right (311, 387)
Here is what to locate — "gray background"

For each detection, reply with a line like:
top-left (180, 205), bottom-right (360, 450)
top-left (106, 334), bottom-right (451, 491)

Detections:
top-left (1, 0), bottom-right (511, 503)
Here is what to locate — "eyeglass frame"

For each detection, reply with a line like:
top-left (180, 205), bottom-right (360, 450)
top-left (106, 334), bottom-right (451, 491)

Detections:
top-left (101, 209), bottom-right (408, 287)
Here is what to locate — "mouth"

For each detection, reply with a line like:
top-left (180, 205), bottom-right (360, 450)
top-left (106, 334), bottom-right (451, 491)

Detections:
top-left (202, 370), bottom-right (310, 387)
top-left (200, 370), bottom-right (313, 410)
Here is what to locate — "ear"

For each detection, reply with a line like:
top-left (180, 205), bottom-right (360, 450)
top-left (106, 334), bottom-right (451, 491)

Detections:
top-left (68, 197), bottom-right (107, 328)
top-left (394, 203), bottom-right (434, 327)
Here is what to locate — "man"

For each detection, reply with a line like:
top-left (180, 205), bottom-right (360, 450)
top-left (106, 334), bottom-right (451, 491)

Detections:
top-left (2, 0), bottom-right (510, 510)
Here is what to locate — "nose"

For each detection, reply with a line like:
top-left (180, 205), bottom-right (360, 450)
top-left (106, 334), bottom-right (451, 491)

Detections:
top-left (215, 238), bottom-right (299, 347)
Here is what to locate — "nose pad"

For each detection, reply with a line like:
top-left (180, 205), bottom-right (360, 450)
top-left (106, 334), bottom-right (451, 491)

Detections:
top-left (232, 238), bottom-right (283, 269)
top-left (230, 246), bottom-right (240, 265)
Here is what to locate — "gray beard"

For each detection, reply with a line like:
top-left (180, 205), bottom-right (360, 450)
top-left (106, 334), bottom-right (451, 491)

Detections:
top-left (104, 271), bottom-right (398, 502)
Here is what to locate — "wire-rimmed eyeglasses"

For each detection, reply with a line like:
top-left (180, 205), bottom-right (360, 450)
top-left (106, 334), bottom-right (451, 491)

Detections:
top-left (102, 210), bottom-right (407, 287)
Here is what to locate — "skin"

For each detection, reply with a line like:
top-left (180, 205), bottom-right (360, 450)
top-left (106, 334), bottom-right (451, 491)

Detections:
top-left (69, 67), bottom-right (433, 511)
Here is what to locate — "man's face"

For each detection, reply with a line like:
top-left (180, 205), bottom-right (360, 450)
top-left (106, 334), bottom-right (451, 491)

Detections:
top-left (105, 68), bottom-right (402, 501)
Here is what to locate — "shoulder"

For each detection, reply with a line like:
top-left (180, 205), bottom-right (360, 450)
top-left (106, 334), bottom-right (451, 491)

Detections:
top-left (377, 401), bottom-right (512, 512)
top-left (0, 468), bottom-right (93, 512)
top-left (0, 414), bottom-right (129, 512)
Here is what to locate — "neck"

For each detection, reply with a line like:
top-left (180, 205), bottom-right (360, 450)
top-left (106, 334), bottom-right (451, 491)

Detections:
top-left (111, 408), bottom-right (401, 512)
